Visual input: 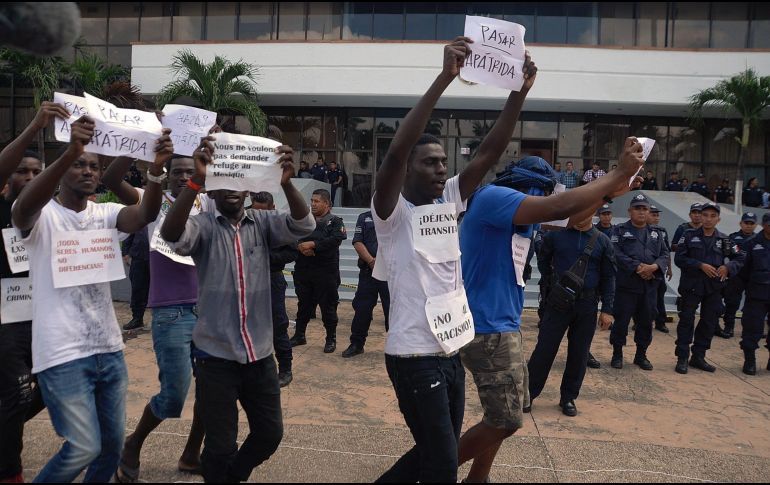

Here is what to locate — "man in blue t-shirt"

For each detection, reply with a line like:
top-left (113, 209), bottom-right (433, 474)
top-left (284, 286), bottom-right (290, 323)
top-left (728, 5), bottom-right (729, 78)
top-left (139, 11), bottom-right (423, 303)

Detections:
top-left (457, 144), bottom-right (645, 483)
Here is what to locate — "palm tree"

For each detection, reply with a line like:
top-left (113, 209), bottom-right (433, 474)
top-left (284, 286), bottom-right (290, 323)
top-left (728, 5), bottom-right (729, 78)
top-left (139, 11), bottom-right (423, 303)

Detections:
top-left (689, 68), bottom-right (770, 212)
top-left (157, 50), bottom-right (267, 136)
top-left (67, 51), bottom-right (130, 98)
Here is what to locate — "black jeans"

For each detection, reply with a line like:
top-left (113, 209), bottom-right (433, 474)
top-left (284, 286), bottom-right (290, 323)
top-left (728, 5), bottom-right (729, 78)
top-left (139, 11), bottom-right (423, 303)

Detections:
top-left (129, 258), bottom-right (150, 320)
top-left (350, 270), bottom-right (390, 347)
top-left (676, 290), bottom-right (723, 358)
top-left (195, 356), bottom-right (283, 483)
top-left (270, 272), bottom-right (292, 373)
top-left (376, 354), bottom-right (465, 483)
top-left (722, 278), bottom-right (745, 330)
top-left (741, 298), bottom-right (770, 351)
top-left (528, 297), bottom-right (598, 402)
top-left (0, 322), bottom-right (45, 479)
top-left (294, 270), bottom-right (339, 338)
top-left (610, 284), bottom-right (659, 350)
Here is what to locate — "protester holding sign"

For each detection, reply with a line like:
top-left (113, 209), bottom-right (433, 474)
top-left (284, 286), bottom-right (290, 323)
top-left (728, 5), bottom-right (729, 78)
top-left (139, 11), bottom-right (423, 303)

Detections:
top-left (0, 101), bottom-right (70, 484)
top-left (12, 116), bottom-right (173, 483)
top-left (160, 137), bottom-right (315, 483)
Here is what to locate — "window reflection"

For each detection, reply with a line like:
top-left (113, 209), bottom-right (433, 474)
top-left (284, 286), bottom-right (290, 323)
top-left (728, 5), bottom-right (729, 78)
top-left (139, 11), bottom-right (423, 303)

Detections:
top-left (595, 122), bottom-right (630, 159)
top-left (278, 2), bottom-right (306, 40)
top-left (373, 3), bottom-right (404, 40)
top-left (108, 3), bottom-right (140, 45)
top-left (600, 3), bottom-right (635, 46)
top-left (343, 2), bottom-right (373, 39)
top-left (505, 3), bottom-right (536, 43)
top-left (711, 3), bottom-right (748, 48)
top-left (80, 2), bottom-right (108, 45)
top-left (239, 2), bottom-right (274, 40)
top-left (567, 3), bottom-right (598, 45)
top-left (346, 111), bottom-right (374, 150)
top-left (436, 3), bottom-right (466, 40)
top-left (405, 3), bottom-right (436, 40)
top-left (172, 2), bottom-right (204, 41)
top-left (668, 126), bottom-right (701, 161)
top-left (750, 4), bottom-right (770, 48)
top-left (637, 2), bottom-right (668, 47)
top-left (672, 2), bottom-right (709, 48)
top-left (206, 2), bottom-right (237, 40)
top-left (140, 3), bottom-right (172, 42)
top-left (308, 2), bottom-right (342, 40)
top-left (536, 4), bottom-right (567, 43)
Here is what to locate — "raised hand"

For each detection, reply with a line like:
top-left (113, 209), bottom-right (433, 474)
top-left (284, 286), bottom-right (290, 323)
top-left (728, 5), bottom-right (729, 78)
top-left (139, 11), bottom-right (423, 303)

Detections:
top-left (192, 135), bottom-right (216, 184)
top-left (32, 101), bottom-right (70, 131)
top-left (152, 128), bottom-right (174, 169)
top-left (276, 145), bottom-right (296, 186)
top-left (443, 36), bottom-right (472, 78)
top-left (521, 51), bottom-right (537, 91)
top-left (69, 116), bottom-right (95, 156)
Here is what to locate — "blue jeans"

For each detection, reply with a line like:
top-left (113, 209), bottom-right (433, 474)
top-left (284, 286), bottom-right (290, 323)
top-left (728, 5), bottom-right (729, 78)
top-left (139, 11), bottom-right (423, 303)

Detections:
top-left (377, 354), bottom-right (465, 483)
top-left (34, 352), bottom-right (127, 483)
top-left (150, 305), bottom-right (197, 419)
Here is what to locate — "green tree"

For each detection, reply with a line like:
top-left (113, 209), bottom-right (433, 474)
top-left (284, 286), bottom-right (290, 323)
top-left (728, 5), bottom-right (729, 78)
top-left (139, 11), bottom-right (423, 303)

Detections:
top-left (67, 51), bottom-right (129, 98)
top-left (689, 68), bottom-right (770, 212)
top-left (157, 50), bottom-right (267, 136)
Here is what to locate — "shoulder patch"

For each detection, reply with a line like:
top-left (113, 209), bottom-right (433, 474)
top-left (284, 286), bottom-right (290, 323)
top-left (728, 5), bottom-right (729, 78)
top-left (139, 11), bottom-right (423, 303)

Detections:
top-left (651, 231), bottom-right (659, 239)
top-left (611, 235), bottom-right (619, 243)
top-left (754, 244), bottom-right (765, 250)
top-left (691, 237), bottom-right (701, 243)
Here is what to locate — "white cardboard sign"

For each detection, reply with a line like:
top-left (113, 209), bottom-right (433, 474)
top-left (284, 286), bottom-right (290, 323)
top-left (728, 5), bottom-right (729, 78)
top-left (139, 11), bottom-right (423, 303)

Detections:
top-left (161, 104), bottom-right (217, 157)
top-left (425, 288), bottom-right (475, 354)
top-left (207, 132), bottom-right (282, 193)
top-left (411, 203), bottom-right (461, 264)
top-left (2, 228), bottom-right (29, 273)
top-left (149, 193), bottom-right (199, 266)
top-left (512, 233), bottom-right (531, 288)
top-left (628, 137), bottom-right (656, 187)
top-left (51, 229), bottom-right (125, 289)
top-left (0, 277), bottom-right (32, 324)
top-left (461, 16), bottom-right (527, 92)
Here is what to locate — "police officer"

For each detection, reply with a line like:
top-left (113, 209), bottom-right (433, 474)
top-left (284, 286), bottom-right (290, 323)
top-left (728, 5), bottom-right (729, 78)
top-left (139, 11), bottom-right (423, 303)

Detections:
top-left (713, 178), bottom-right (734, 204)
top-left (529, 213), bottom-right (616, 416)
top-left (326, 161), bottom-right (343, 206)
top-left (689, 173), bottom-right (710, 198)
top-left (251, 191), bottom-right (299, 387)
top-left (309, 157), bottom-right (328, 182)
top-left (664, 171), bottom-right (684, 192)
top-left (671, 203), bottom-right (703, 252)
top-left (290, 188), bottom-right (347, 353)
top-left (609, 194), bottom-right (669, 370)
top-left (737, 213), bottom-right (770, 375)
top-left (648, 205), bottom-right (672, 333)
top-left (715, 212), bottom-right (758, 339)
top-left (341, 209), bottom-right (390, 358)
top-left (595, 204), bottom-right (613, 237)
top-left (674, 202), bottom-right (744, 374)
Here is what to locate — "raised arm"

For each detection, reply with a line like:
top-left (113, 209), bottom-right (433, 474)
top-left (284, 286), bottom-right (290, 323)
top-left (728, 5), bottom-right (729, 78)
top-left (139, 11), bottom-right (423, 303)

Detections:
top-left (277, 145), bottom-right (310, 221)
top-left (372, 37), bottom-right (471, 220)
top-left (458, 53), bottom-right (537, 200)
top-left (12, 116), bottom-right (93, 232)
top-left (101, 156), bottom-right (141, 205)
top-left (0, 102), bottom-right (69, 189)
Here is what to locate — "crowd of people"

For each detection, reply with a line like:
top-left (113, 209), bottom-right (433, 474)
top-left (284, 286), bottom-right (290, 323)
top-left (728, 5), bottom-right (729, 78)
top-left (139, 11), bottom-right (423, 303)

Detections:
top-left (0, 37), bottom-right (768, 485)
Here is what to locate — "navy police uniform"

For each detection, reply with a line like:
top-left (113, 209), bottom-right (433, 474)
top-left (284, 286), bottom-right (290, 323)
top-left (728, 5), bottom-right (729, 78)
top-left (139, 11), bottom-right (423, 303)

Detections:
top-left (594, 204), bottom-right (613, 237)
top-left (689, 176), bottom-right (710, 198)
top-left (674, 203), bottom-right (744, 371)
top-left (347, 211), bottom-right (390, 352)
top-left (309, 162), bottom-right (328, 182)
top-left (649, 206), bottom-right (671, 331)
top-left (718, 212), bottom-right (758, 338)
top-left (609, 194), bottom-right (669, 366)
top-left (269, 243), bottom-right (299, 379)
top-left (529, 227), bottom-right (616, 406)
top-left (292, 211), bottom-right (347, 350)
top-left (737, 216), bottom-right (770, 374)
top-left (327, 168), bottom-right (343, 205)
top-left (664, 179), bottom-right (683, 192)
top-left (714, 182), bottom-right (733, 203)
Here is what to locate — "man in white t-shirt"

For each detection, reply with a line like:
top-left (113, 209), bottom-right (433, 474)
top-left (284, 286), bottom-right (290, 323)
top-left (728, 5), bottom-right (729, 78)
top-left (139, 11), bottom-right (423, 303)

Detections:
top-left (371, 37), bottom-right (538, 483)
top-left (12, 116), bottom-right (173, 483)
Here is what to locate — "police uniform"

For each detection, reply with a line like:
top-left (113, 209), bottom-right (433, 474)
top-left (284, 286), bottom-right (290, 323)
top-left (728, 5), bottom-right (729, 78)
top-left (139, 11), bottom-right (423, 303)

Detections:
top-left (291, 211), bottom-right (347, 352)
top-left (689, 176), bottom-right (710, 198)
top-left (674, 202), bottom-right (744, 373)
top-left (664, 179), bottom-right (683, 192)
top-left (716, 212), bottom-right (758, 338)
top-left (309, 162), bottom-right (328, 183)
top-left (327, 168), bottom-right (343, 205)
top-left (649, 206), bottom-right (671, 333)
top-left (594, 204), bottom-right (613, 237)
top-left (529, 226), bottom-right (616, 413)
top-left (345, 211), bottom-right (390, 355)
top-left (269, 243), bottom-right (299, 384)
top-left (714, 182), bottom-right (733, 203)
top-left (609, 194), bottom-right (669, 369)
top-left (737, 214), bottom-right (770, 374)
top-left (671, 203), bottom-right (703, 253)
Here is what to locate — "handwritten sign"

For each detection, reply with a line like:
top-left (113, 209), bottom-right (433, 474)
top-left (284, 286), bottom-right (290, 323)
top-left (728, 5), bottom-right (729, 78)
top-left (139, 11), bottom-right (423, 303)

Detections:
top-left (51, 229), bottom-right (125, 289)
top-left (628, 137), bottom-right (656, 187)
top-left (512, 233), bottom-right (531, 287)
top-left (207, 132), bottom-right (282, 193)
top-left (53, 92), bottom-right (90, 141)
top-left (2, 228), bottom-right (29, 273)
top-left (425, 288), bottom-right (475, 354)
top-left (1, 277), bottom-right (32, 324)
top-left (148, 194), bottom-right (199, 266)
top-left (411, 203), bottom-right (461, 264)
top-left (461, 16), bottom-right (527, 91)
top-left (161, 104), bottom-right (217, 157)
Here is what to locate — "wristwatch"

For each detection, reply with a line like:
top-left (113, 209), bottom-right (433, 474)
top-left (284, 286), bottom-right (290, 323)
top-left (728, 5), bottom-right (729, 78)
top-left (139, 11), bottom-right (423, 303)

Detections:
top-left (146, 167), bottom-right (168, 184)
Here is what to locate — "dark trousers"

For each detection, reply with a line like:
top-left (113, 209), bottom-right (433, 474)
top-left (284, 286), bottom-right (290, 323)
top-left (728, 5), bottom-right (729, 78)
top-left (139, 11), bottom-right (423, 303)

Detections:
top-left (294, 270), bottom-right (339, 338)
top-left (270, 272), bottom-right (292, 373)
top-left (655, 280), bottom-right (667, 326)
top-left (722, 278), bottom-right (745, 330)
top-left (0, 323), bottom-right (46, 479)
top-left (676, 291), bottom-right (723, 358)
top-left (528, 297), bottom-right (598, 402)
top-left (610, 284), bottom-right (659, 349)
top-left (195, 356), bottom-right (283, 483)
top-left (350, 270), bottom-right (390, 347)
top-left (129, 259), bottom-right (150, 319)
top-left (376, 354), bottom-right (465, 483)
top-left (740, 298), bottom-right (770, 351)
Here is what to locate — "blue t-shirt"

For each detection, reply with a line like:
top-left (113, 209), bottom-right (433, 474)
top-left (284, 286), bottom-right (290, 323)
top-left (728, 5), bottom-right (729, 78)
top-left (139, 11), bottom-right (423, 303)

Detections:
top-left (460, 185), bottom-right (528, 334)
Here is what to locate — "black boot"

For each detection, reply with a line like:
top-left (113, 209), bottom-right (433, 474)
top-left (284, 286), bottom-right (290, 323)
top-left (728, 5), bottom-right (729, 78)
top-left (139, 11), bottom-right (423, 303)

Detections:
top-left (675, 356), bottom-right (689, 374)
top-left (742, 349), bottom-right (757, 376)
top-left (689, 354), bottom-right (716, 373)
top-left (715, 324), bottom-right (734, 339)
top-left (123, 316), bottom-right (144, 331)
top-left (587, 352), bottom-right (601, 369)
top-left (611, 345), bottom-right (623, 369)
top-left (633, 348), bottom-right (653, 371)
top-left (654, 322), bottom-right (670, 333)
top-left (290, 333), bottom-right (307, 347)
top-left (324, 330), bottom-right (337, 353)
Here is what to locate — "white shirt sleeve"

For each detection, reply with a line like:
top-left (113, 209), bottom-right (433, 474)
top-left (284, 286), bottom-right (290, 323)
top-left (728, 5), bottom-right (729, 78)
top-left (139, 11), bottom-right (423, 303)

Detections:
top-left (442, 175), bottom-right (466, 215)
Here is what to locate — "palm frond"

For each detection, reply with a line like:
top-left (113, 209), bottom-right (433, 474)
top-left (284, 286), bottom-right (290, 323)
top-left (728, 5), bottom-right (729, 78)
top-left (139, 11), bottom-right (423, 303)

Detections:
top-left (216, 96), bottom-right (267, 136)
top-left (157, 79), bottom-right (205, 109)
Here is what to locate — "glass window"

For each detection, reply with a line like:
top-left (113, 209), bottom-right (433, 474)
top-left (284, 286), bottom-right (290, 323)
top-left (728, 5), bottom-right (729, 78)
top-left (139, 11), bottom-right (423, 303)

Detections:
top-left (375, 117), bottom-right (399, 134)
top-left (505, 3), bottom-right (536, 43)
top-left (595, 122), bottom-right (630, 159)
top-left (750, 3), bottom-right (770, 48)
top-left (206, 2), bottom-right (237, 40)
top-left (629, 121), bottom-right (667, 160)
top-left (428, 110), bottom-right (448, 137)
top-left (108, 3), bottom-right (140, 44)
top-left (346, 110), bottom-right (374, 150)
top-left (637, 2), bottom-right (668, 47)
top-left (172, 2), bottom-right (204, 41)
top-left (342, 2), bottom-right (373, 40)
top-left (269, 115), bottom-right (302, 148)
top-left (567, 3), bottom-right (598, 45)
top-left (302, 116), bottom-right (323, 148)
top-left (706, 123), bottom-right (740, 163)
top-left (140, 3), bottom-right (172, 42)
top-left (668, 126), bottom-right (701, 161)
top-left (535, 4), bottom-right (567, 44)
top-left (239, 2), bottom-right (273, 40)
top-left (672, 2), bottom-right (709, 48)
top-left (77, 44), bottom-right (108, 60)
top-left (599, 2), bottom-right (635, 46)
top-left (448, 111), bottom-right (485, 137)
top-left (373, 3), bottom-right (404, 40)
top-left (522, 121), bottom-right (558, 139)
top-left (405, 3), bottom-right (436, 40)
top-left (108, 46), bottom-right (132, 68)
top-left (470, 3), bottom-right (506, 20)
top-left (343, 151), bottom-right (373, 207)
top-left (436, 3), bottom-right (466, 41)
top-left (711, 3), bottom-right (748, 48)
top-left (278, 2), bottom-right (306, 40)
top-left (79, 2), bottom-right (108, 45)
top-left (323, 114), bottom-right (338, 149)
top-left (308, 2), bottom-right (342, 40)
top-left (559, 121), bottom-right (590, 157)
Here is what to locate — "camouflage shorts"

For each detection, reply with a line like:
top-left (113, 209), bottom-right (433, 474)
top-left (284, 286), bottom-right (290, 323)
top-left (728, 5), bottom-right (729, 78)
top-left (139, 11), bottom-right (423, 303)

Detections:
top-left (460, 331), bottom-right (529, 431)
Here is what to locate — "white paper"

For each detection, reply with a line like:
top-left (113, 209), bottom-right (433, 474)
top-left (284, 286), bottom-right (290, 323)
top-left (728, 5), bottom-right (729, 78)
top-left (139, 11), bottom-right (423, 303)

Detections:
top-left (425, 288), bottom-right (475, 354)
top-left (85, 93), bottom-right (163, 130)
top-left (512, 233), bottom-right (531, 288)
top-left (51, 229), bottom-right (125, 289)
top-left (206, 132), bottom-right (282, 192)
top-left (0, 277), bottom-right (32, 324)
top-left (460, 16), bottom-right (527, 91)
top-left (2, 228), bottom-right (29, 273)
top-left (149, 193), bottom-right (198, 266)
top-left (53, 92), bottom-right (90, 142)
top-left (637, 137), bottom-right (656, 161)
top-left (542, 183), bottom-right (569, 227)
top-left (411, 203), bottom-right (461, 264)
top-left (161, 104), bottom-right (217, 157)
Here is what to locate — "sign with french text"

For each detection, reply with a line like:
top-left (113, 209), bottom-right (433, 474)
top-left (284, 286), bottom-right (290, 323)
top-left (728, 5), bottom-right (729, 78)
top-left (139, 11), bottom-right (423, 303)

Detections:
top-left (51, 229), bottom-right (125, 289)
top-left (461, 16), bottom-right (527, 91)
top-left (207, 132), bottom-right (282, 193)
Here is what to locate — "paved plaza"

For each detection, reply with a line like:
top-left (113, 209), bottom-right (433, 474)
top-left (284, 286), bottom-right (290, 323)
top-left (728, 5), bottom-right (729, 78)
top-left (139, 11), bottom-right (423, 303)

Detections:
top-left (21, 300), bottom-right (770, 483)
